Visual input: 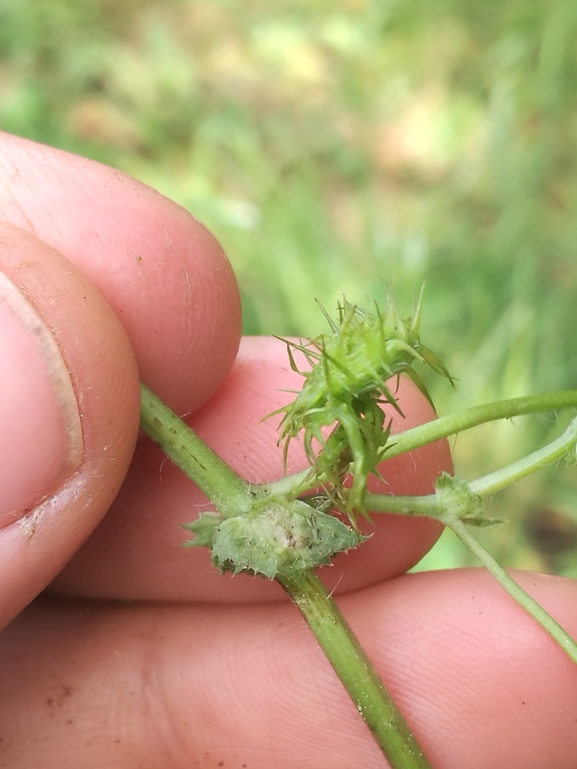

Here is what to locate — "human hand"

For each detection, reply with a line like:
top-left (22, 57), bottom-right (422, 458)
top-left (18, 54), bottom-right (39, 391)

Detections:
top-left (0, 131), bottom-right (576, 768)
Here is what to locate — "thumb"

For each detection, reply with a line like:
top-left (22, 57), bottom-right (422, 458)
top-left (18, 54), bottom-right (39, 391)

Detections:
top-left (0, 223), bottom-right (140, 628)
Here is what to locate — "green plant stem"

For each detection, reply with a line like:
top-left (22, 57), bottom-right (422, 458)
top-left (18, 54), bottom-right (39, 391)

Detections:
top-left (445, 516), bottom-right (577, 665)
top-left (362, 417), bottom-right (577, 665)
top-left (363, 414), bottom-right (577, 516)
top-left (140, 381), bottom-right (254, 518)
top-left (140, 377), bottom-right (577, 758)
top-left (386, 391), bottom-right (577, 460)
top-left (277, 569), bottom-right (432, 769)
top-left (363, 491), bottom-right (439, 517)
top-left (469, 415), bottom-right (577, 496)
top-left (139, 380), bottom-right (431, 764)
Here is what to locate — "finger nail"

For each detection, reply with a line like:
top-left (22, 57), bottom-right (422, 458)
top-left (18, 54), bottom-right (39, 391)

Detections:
top-left (0, 272), bottom-right (84, 527)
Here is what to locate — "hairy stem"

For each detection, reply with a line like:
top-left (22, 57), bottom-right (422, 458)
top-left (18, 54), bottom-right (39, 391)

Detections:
top-left (469, 416), bottom-right (577, 496)
top-left (364, 414), bottom-right (577, 515)
top-left (446, 516), bottom-right (577, 665)
top-left (385, 391), bottom-right (577, 460)
top-left (277, 569), bottom-right (433, 769)
top-left (139, 380), bottom-right (431, 764)
top-left (140, 376), bottom-right (577, 762)
top-left (362, 416), bottom-right (577, 665)
top-left (140, 382), bottom-right (254, 518)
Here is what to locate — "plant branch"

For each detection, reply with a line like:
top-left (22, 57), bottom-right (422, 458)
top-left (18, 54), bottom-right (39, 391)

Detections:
top-left (385, 391), bottom-right (577, 460)
top-left (140, 368), bottom-right (577, 764)
top-left (277, 569), bottom-right (433, 769)
top-left (362, 418), bottom-right (577, 666)
top-left (469, 416), bottom-right (577, 496)
top-left (363, 491), bottom-right (440, 517)
top-left (363, 414), bottom-right (577, 517)
top-left (140, 381), bottom-right (254, 518)
top-left (139, 380), bottom-right (433, 765)
top-left (445, 516), bottom-right (577, 665)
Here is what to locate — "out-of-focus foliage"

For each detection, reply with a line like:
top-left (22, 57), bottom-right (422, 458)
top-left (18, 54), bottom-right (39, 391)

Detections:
top-left (2, 0), bottom-right (577, 573)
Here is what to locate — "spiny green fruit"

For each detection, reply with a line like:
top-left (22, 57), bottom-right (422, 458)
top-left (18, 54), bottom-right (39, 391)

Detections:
top-left (275, 290), bottom-right (453, 520)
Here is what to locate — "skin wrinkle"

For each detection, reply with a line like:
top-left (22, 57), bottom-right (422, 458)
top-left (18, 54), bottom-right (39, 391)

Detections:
top-left (174, 242), bottom-right (196, 365)
top-left (134, 614), bottom-right (192, 769)
top-left (0, 163), bottom-right (37, 236)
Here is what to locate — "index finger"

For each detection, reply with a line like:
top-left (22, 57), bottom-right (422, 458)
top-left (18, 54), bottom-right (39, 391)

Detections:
top-left (0, 131), bottom-right (242, 413)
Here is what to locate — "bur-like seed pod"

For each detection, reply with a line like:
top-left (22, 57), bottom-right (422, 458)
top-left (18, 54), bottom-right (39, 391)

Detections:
top-left (182, 500), bottom-right (364, 578)
top-left (276, 290), bottom-right (453, 520)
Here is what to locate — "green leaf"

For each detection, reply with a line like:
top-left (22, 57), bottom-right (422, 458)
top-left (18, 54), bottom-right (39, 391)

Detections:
top-left (181, 511), bottom-right (224, 547)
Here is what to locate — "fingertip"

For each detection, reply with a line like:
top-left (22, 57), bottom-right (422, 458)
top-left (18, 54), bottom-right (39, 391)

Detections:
top-left (0, 131), bottom-right (242, 413)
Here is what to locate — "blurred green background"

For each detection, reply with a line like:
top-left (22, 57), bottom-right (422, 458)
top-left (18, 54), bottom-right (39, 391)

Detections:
top-left (2, 0), bottom-right (577, 575)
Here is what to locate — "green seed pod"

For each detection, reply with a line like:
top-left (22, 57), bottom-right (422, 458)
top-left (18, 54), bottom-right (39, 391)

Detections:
top-left (182, 500), bottom-right (364, 578)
